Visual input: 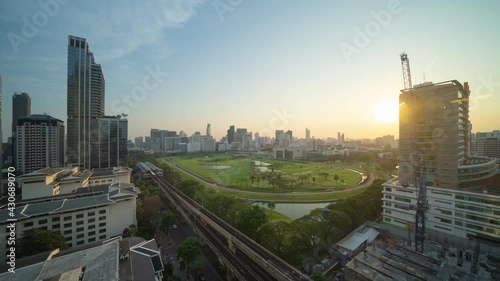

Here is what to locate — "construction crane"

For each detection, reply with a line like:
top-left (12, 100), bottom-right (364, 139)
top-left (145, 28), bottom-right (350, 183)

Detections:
top-left (400, 52), bottom-right (428, 253)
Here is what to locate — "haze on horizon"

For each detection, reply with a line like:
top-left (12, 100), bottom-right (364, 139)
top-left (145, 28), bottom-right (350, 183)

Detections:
top-left (0, 0), bottom-right (499, 141)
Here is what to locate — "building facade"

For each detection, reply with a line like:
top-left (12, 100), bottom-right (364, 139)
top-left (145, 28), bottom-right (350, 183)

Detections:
top-left (90, 117), bottom-right (128, 169)
top-left (16, 115), bottom-right (65, 174)
top-left (383, 80), bottom-right (500, 242)
top-left (476, 130), bottom-right (500, 159)
top-left (67, 35), bottom-right (105, 169)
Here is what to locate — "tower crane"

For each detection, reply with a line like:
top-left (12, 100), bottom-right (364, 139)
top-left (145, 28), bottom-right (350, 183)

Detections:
top-left (400, 52), bottom-right (428, 253)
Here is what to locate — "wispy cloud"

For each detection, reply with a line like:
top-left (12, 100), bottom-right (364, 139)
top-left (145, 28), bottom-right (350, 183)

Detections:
top-left (61, 0), bottom-right (204, 61)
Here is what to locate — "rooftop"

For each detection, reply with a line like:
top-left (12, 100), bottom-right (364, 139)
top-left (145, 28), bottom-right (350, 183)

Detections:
top-left (0, 239), bottom-right (120, 281)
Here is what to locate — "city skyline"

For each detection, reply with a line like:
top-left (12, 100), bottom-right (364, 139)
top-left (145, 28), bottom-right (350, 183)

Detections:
top-left (1, 1), bottom-right (499, 141)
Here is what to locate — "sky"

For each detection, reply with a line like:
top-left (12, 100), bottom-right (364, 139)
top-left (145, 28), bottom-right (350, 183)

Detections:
top-left (1, 0), bottom-right (499, 142)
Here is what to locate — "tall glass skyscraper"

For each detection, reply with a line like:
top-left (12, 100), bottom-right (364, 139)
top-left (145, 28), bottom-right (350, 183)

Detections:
top-left (67, 35), bottom-right (105, 169)
top-left (90, 117), bottom-right (128, 168)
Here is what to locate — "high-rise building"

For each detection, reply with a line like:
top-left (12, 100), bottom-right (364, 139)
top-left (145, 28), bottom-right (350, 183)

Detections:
top-left (67, 35), bottom-right (105, 169)
top-left (227, 125), bottom-right (235, 144)
top-left (134, 136), bottom-right (144, 149)
top-left (383, 80), bottom-right (499, 240)
top-left (275, 130), bottom-right (284, 145)
top-left (0, 75), bottom-right (2, 173)
top-left (206, 123), bottom-right (211, 136)
top-left (285, 130), bottom-right (293, 140)
top-left (235, 128), bottom-right (247, 143)
top-left (90, 117), bottom-right (128, 168)
top-left (306, 127), bottom-right (310, 140)
top-left (12, 92), bottom-right (31, 167)
top-left (475, 130), bottom-right (500, 159)
top-left (16, 115), bottom-right (65, 173)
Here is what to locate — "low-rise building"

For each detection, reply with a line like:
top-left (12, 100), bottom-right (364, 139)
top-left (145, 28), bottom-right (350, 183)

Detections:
top-left (0, 183), bottom-right (139, 264)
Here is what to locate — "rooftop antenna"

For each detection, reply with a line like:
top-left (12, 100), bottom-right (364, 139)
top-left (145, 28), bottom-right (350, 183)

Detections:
top-left (400, 52), bottom-right (413, 90)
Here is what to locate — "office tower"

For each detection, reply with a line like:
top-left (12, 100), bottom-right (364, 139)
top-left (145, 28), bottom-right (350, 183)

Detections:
top-left (207, 123), bottom-right (211, 136)
top-left (12, 92), bottom-right (31, 167)
top-left (306, 127), bottom-right (310, 140)
top-left (275, 130), bottom-right (284, 145)
top-left (90, 117), bottom-right (128, 168)
top-left (236, 128), bottom-right (247, 144)
top-left (383, 80), bottom-right (499, 240)
top-left (16, 115), bottom-right (65, 173)
top-left (227, 125), bottom-right (235, 144)
top-left (134, 136), bottom-right (144, 149)
top-left (67, 35), bottom-right (105, 169)
top-left (285, 130), bottom-right (293, 140)
top-left (179, 131), bottom-right (187, 138)
top-left (476, 130), bottom-right (500, 158)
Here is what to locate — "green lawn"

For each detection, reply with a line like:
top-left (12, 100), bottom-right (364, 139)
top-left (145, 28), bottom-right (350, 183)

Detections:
top-left (161, 158), bottom-right (369, 202)
top-left (167, 155), bottom-right (364, 192)
top-left (263, 209), bottom-right (293, 223)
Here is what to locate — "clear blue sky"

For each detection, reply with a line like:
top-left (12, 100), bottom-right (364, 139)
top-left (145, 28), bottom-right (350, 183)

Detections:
top-left (1, 0), bottom-right (499, 141)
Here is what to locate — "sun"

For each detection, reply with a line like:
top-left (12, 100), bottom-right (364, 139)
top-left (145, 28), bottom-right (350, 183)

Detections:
top-left (373, 99), bottom-right (399, 123)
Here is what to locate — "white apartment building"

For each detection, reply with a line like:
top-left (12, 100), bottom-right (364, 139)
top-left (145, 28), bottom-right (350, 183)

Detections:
top-left (0, 184), bottom-right (139, 263)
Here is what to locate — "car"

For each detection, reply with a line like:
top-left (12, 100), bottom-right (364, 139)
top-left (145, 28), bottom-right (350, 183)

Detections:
top-left (173, 224), bottom-right (178, 230)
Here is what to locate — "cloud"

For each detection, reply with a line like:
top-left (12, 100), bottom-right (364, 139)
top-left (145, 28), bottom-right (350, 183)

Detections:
top-left (65, 0), bottom-right (204, 61)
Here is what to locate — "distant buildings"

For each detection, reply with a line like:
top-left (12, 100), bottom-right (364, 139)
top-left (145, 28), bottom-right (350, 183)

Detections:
top-left (475, 130), bottom-right (500, 159)
top-left (227, 125), bottom-right (235, 144)
top-left (15, 115), bottom-right (65, 174)
top-left (12, 92), bottom-right (31, 167)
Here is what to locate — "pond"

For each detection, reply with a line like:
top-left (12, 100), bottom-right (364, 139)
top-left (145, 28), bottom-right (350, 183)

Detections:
top-left (253, 202), bottom-right (333, 220)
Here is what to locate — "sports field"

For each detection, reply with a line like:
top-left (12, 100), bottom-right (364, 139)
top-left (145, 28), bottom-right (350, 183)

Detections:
top-left (168, 154), bottom-right (364, 192)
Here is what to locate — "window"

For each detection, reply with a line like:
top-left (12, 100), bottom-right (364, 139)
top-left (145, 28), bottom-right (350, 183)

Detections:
top-left (24, 222), bottom-right (34, 228)
top-left (52, 224), bottom-right (60, 229)
top-left (88, 212), bottom-right (95, 216)
top-left (384, 217), bottom-right (392, 222)
top-left (89, 231), bottom-right (95, 236)
top-left (99, 235), bottom-right (106, 239)
top-left (52, 217), bottom-right (60, 222)
top-left (38, 219), bottom-right (48, 225)
top-left (76, 234), bottom-right (84, 239)
top-left (99, 228), bottom-right (106, 233)
top-left (99, 210), bottom-right (106, 214)
top-left (76, 214), bottom-right (84, 219)
top-left (76, 220), bottom-right (84, 226)
top-left (89, 237), bottom-right (96, 242)
top-left (77, 227), bottom-right (84, 232)
top-left (99, 222), bottom-right (106, 227)
top-left (64, 230), bottom-right (72, 235)
top-left (77, 240), bottom-right (84, 245)
top-left (385, 187), bottom-right (392, 192)
top-left (99, 216), bottom-right (106, 221)
top-left (64, 216), bottom-right (72, 221)
top-left (64, 223), bottom-right (72, 228)
top-left (88, 218), bottom-right (95, 223)
top-left (89, 225), bottom-right (96, 229)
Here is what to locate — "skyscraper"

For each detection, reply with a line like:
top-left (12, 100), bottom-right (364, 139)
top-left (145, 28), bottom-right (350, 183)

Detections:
top-left (227, 125), bottom-right (235, 144)
top-left (12, 92), bottom-right (31, 167)
top-left (90, 117), bottom-right (127, 168)
top-left (383, 80), bottom-right (499, 240)
top-left (206, 123), bottom-right (211, 136)
top-left (67, 35), bottom-right (105, 169)
top-left (305, 127), bottom-right (310, 140)
top-left (16, 115), bottom-right (65, 173)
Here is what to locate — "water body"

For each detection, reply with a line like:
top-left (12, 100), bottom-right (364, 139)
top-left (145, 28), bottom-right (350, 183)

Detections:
top-left (254, 202), bottom-right (332, 220)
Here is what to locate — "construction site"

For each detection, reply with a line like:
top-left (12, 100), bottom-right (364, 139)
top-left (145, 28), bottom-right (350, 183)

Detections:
top-left (338, 223), bottom-right (499, 281)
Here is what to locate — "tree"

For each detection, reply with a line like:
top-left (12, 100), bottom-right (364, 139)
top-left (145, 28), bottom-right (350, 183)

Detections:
top-left (123, 224), bottom-right (139, 237)
top-left (256, 221), bottom-right (291, 256)
top-left (312, 176), bottom-right (316, 184)
top-left (177, 237), bottom-right (204, 278)
top-left (237, 206), bottom-right (268, 239)
top-left (267, 201), bottom-right (276, 221)
top-left (160, 210), bottom-right (176, 235)
top-left (334, 174), bottom-right (339, 182)
top-left (18, 228), bottom-right (68, 258)
top-left (319, 172), bottom-right (329, 180)
top-left (312, 271), bottom-right (328, 281)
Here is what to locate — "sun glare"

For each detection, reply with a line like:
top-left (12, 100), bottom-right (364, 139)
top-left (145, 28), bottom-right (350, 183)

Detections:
top-left (373, 99), bottom-right (399, 123)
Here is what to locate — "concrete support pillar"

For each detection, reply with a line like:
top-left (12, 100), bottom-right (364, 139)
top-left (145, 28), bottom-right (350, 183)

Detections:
top-left (228, 237), bottom-right (236, 254)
